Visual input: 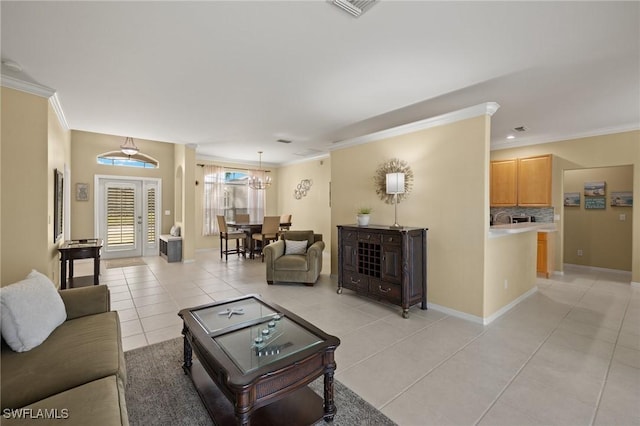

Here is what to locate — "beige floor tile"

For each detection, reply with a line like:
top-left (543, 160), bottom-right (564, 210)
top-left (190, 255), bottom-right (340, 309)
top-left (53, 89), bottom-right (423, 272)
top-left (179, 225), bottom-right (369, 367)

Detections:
top-left (111, 299), bottom-right (135, 311)
top-left (122, 333), bottom-right (148, 352)
top-left (120, 319), bottom-right (144, 338)
top-left (140, 311), bottom-right (183, 332)
top-left (110, 291), bottom-right (132, 302)
top-left (617, 330), bottom-right (640, 351)
top-left (478, 398), bottom-right (548, 426)
top-left (145, 325), bottom-right (183, 345)
top-left (133, 293), bottom-right (174, 307)
top-left (173, 294), bottom-right (215, 310)
top-left (127, 281), bottom-right (162, 290)
top-left (116, 308), bottom-right (139, 322)
top-left (135, 301), bottom-right (179, 318)
top-left (613, 344), bottom-right (640, 369)
top-left (129, 286), bottom-right (167, 298)
top-left (557, 316), bottom-right (619, 344)
top-left (596, 361), bottom-right (640, 421)
top-left (166, 286), bottom-right (206, 298)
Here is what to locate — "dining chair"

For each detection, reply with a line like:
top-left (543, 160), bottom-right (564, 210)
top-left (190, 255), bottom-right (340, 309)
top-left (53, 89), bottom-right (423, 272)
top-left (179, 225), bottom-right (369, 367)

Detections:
top-left (235, 213), bottom-right (250, 223)
top-left (251, 216), bottom-right (281, 262)
top-left (279, 214), bottom-right (292, 232)
top-left (217, 215), bottom-right (246, 261)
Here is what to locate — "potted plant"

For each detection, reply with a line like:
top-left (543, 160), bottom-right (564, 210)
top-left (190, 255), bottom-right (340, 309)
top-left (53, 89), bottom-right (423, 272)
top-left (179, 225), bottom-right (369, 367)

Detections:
top-left (356, 207), bottom-right (372, 226)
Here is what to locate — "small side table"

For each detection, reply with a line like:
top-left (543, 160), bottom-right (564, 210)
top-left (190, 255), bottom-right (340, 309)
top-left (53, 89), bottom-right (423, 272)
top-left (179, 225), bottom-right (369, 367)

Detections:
top-left (159, 235), bottom-right (182, 262)
top-left (58, 239), bottom-right (103, 289)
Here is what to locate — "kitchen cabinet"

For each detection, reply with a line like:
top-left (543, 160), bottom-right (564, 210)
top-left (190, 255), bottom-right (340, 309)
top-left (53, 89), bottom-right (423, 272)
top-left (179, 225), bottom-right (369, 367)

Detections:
top-left (518, 154), bottom-right (552, 206)
top-left (490, 154), bottom-right (552, 207)
top-left (537, 232), bottom-right (555, 278)
top-left (337, 225), bottom-right (427, 318)
top-left (490, 159), bottom-right (518, 206)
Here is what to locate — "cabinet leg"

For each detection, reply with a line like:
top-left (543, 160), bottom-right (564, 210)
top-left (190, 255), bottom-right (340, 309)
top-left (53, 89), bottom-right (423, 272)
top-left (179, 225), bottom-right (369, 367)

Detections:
top-left (402, 309), bottom-right (409, 319)
top-left (336, 286), bottom-right (342, 294)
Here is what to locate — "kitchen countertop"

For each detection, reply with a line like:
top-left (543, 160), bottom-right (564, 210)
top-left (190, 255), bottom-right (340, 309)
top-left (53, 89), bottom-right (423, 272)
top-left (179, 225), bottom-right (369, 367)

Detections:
top-left (489, 222), bottom-right (557, 238)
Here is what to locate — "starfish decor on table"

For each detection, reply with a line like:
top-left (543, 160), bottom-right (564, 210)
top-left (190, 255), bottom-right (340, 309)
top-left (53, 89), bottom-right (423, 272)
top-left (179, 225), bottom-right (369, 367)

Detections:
top-left (217, 307), bottom-right (245, 319)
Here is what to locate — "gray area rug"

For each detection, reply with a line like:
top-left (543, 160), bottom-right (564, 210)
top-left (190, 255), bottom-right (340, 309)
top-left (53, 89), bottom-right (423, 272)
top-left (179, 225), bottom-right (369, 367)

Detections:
top-left (125, 337), bottom-right (396, 426)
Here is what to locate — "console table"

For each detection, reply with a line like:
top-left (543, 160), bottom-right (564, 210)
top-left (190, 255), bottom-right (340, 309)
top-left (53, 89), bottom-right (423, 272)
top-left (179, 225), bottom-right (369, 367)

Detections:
top-left (337, 225), bottom-right (427, 318)
top-left (58, 239), bottom-right (102, 289)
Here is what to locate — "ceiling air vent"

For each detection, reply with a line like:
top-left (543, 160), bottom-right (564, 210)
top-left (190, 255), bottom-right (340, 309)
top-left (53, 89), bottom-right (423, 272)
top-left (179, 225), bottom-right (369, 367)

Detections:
top-left (276, 139), bottom-right (292, 144)
top-left (331, 0), bottom-right (377, 17)
top-left (513, 126), bottom-right (527, 132)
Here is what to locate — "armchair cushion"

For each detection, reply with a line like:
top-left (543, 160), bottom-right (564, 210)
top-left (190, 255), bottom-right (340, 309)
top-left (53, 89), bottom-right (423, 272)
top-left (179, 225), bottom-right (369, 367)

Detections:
top-left (282, 230), bottom-right (315, 248)
top-left (285, 239), bottom-right (307, 255)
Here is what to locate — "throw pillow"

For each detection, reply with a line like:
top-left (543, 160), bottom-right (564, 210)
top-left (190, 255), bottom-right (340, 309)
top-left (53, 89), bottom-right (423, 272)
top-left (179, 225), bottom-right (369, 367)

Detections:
top-left (0, 270), bottom-right (67, 352)
top-left (285, 239), bottom-right (308, 255)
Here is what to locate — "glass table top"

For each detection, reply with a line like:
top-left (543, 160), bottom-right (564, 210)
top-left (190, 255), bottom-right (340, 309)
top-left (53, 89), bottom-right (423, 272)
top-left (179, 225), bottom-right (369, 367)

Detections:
top-left (190, 296), bottom-right (324, 373)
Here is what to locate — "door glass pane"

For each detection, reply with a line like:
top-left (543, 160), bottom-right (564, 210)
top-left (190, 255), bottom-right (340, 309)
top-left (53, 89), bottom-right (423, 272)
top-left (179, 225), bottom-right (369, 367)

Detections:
top-left (107, 186), bottom-right (135, 247)
top-left (147, 187), bottom-right (156, 244)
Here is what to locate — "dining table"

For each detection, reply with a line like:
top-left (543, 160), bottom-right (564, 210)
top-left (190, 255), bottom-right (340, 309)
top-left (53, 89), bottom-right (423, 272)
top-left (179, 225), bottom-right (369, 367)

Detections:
top-left (227, 221), bottom-right (292, 259)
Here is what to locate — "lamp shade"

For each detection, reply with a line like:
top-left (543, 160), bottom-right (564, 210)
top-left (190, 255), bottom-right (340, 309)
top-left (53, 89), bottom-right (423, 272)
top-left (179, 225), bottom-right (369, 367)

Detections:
top-left (386, 173), bottom-right (405, 194)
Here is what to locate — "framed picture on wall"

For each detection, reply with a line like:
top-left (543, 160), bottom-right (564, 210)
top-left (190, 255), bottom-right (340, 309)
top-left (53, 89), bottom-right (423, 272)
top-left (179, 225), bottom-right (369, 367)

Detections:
top-left (585, 197), bottom-right (606, 209)
top-left (76, 183), bottom-right (89, 201)
top-left (584, 181), bottom-right (606, 196)
top-left (54, 169), bottom-right (63, 242)
top-left (610, 191), bottom-right (633, 207)
top-left (564, 192), bottom-right (580, 206)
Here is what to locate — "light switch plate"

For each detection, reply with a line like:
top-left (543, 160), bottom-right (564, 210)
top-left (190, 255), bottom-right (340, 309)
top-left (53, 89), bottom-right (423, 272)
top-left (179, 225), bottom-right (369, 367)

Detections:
top-left (619, 214), bottom-right (626, 221)
top-left (165, 210), bottom-right (171, 216)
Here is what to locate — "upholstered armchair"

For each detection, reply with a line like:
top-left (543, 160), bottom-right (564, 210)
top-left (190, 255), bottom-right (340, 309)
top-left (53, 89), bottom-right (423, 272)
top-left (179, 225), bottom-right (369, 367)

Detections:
top-left (263, 230), bottom-right (324, 286)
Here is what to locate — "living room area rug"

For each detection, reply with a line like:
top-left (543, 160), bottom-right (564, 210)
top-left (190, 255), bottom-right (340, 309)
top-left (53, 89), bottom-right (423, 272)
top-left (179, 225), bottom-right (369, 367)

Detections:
top-left (124, 337), bottom-right (396, 426)
top-left (105, 257), bottom-right (147, 269)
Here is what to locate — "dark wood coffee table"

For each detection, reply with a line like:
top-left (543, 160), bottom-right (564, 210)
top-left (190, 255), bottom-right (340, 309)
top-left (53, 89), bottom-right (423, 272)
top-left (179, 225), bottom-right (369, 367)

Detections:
top-left (178, 294), bottom-right (340, 426)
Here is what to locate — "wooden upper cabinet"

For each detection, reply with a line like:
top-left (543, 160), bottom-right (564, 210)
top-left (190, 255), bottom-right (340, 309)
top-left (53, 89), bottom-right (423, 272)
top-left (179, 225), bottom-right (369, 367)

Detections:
top-left (517, 154), bottom-right (552, 206)
top-left (490, 159), bottom-right (518, 206)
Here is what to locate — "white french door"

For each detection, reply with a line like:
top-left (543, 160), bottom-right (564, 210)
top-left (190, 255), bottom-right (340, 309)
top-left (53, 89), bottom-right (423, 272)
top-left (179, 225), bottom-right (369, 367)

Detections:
top-left (96, 177), bottom-right (160, 259)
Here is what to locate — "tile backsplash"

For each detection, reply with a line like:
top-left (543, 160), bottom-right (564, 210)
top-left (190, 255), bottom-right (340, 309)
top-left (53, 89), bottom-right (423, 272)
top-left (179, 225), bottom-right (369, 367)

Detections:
top-left (490, 207), bottom-right (555, 223)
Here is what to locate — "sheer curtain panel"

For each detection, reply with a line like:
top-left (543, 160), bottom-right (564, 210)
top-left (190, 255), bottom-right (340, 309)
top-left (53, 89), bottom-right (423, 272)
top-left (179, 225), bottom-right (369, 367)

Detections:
top-left (203, 165), bottom-right (225, 235)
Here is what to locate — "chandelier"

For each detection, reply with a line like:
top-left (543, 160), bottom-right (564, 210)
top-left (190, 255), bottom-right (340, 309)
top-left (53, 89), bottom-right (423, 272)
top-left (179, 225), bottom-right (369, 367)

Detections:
top-left (120, 137), bottom-right (139, 156)
top-left (248, 151), bottom-right (272, 190)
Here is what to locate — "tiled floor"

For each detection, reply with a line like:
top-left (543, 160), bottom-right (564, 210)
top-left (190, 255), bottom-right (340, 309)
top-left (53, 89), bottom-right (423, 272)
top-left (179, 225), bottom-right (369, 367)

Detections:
top-left (76, 254), bottom-right (639, 425)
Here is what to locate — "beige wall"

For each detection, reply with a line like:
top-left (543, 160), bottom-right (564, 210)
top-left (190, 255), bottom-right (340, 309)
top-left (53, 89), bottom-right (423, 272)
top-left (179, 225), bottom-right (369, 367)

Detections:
top-left (485, 232), bottom-right (537, 318)
top-left (70, 131), bottom-right (175, 239)
top-left (276, 157), bottom-right (332, 249)
top-left (174, 144), bottom-right (196, 261)
top-left (563, 165), bottom-right (633, 270)
top-left (491, 130), bottom-right (639, 283)
top-left (1, 87), bottom-right (70, 286)
top-left (331, 115), bottom-right (491, 317)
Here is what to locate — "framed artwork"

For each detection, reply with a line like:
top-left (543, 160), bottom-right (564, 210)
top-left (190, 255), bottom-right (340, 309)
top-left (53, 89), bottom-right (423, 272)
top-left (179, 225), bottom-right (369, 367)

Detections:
top-left (564, 192), bottom-right (580, 206)
top-left (76, 183), bottom-right (89, 201)
top-left (54, 169), bottom-right (63, 242)
top-left (585, 197), bottom-right (606, 209)
top-left (610, 191), bottom-right (632, 207)
top-left (584, 181), bottom-right (606, 196)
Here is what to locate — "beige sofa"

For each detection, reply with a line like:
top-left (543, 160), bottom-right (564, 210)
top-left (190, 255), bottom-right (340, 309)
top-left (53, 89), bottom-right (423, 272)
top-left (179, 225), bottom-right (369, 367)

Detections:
top-left (264, 230), bottom-right (324, 286)
top-left (1, 285), bottom-right (129, 425)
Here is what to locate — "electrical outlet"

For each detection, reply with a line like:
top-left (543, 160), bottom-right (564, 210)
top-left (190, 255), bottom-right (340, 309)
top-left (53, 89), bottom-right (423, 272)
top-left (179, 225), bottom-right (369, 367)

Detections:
top-left (164, 210), bottom-right (171, 216)
top-left (577, 249), bottom-right (583, 256)
top-left (504, 279), bottom-right (508, 289)
top-left (619, 214), bottom-right (626, 221)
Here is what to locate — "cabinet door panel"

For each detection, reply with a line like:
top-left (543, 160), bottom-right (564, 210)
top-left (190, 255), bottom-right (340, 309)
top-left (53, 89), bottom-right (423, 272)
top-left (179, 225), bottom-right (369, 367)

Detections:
top-left (518, 155), bottom-right (551, 206)
top-left (490, 159), bottom-right (517, 206)
top-left (381, 244), bottom-right (402, 284)
top-left (369, 279), bottom-right (401, 303)
top-left (342, 240), bottom-right (357, 271)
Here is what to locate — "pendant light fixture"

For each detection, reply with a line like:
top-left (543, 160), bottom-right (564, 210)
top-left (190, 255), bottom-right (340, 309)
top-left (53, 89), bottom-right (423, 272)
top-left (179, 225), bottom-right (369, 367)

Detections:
top-left (249, 151), bottom-right (272, 190)
top-left (120, 137), bottom-right (139, 156)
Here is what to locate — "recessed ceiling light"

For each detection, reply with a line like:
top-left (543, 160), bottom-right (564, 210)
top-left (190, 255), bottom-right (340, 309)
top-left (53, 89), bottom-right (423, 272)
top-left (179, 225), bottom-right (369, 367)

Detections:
top-left (506, 135), bottom-right (515, 140)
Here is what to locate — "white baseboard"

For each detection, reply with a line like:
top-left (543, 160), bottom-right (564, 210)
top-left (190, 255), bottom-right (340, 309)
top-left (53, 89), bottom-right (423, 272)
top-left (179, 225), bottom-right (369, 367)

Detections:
top-left (428, 286), bottom-right (538, 326)
top-left (632, 281), bottom-right (640, 289)
top-left (563, 263), bottom-right (632, 275)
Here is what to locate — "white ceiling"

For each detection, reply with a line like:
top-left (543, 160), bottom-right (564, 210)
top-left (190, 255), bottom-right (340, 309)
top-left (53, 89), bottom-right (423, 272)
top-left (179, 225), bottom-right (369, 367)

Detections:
top-left (2, 1), bottom-right (639, 166)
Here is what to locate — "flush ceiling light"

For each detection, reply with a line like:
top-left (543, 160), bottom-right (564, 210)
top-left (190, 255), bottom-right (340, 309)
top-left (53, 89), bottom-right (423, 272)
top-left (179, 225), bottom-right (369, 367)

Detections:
top-left (506, 135), bottom-right (515, 140)
top-left (331, 0), bottom-right (377, 17)
top-left (249, 151), bottom-right (272, 190)
top-left (120, 137), bottom-right (139, 156)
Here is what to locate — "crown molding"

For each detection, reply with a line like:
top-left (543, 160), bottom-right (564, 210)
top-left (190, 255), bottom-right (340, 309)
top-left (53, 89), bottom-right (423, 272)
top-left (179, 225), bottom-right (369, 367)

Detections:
top-left (330, 102), bottom-right (500, 151)
top-left (491, 123), bottom-right (640, 151)
top-left (281, 152), bottom-right (330, 166)
top-left (2, 73), bottom-right (70, 131)
top-left (49, 93), bottom-right (70, 131)
top-left (1, 73), bottom-right (55, 98)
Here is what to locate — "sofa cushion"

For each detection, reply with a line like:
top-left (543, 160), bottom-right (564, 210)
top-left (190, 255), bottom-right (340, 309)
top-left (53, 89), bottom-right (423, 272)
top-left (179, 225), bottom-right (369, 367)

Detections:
top-left (1, 376), bottom-right (128, 426)
top-left (0, 270), bottom-right (67, 352)
top-left (284, 239), bottom-right (307, 255)
top-left (1, 311), bottom-right (125, 410)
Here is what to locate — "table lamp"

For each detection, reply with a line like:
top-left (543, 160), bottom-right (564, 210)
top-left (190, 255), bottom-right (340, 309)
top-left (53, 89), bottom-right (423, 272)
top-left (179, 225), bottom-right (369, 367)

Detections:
top-left (386, 172), bottom-right (405, 229)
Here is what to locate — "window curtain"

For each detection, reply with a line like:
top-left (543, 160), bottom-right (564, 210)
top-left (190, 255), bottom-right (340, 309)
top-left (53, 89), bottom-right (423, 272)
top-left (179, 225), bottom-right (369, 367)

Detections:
top-left (247, 169), bottom-right (266, 222)
top-left (202, 165), bottom-right (225, 235)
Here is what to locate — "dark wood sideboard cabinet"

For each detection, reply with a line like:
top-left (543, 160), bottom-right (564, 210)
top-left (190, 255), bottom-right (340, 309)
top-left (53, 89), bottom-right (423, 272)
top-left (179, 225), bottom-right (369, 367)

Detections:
top-left (337, 224), bottom-right (428, 318)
